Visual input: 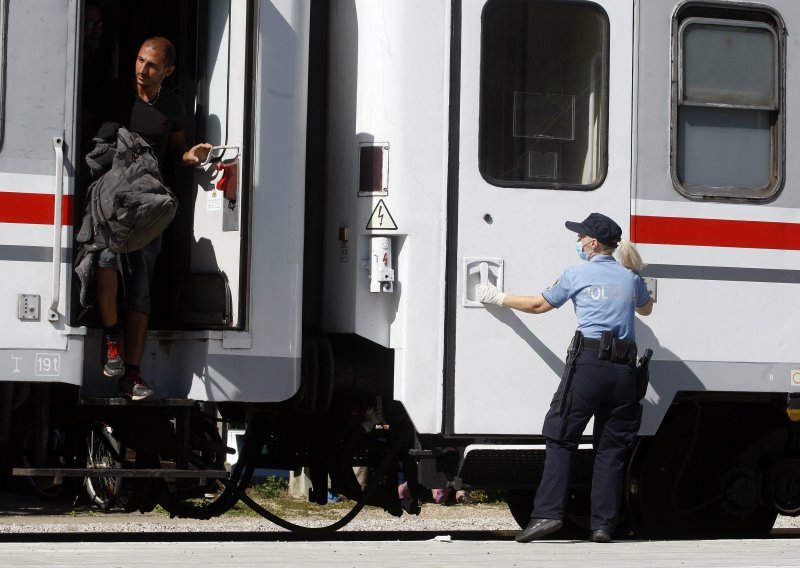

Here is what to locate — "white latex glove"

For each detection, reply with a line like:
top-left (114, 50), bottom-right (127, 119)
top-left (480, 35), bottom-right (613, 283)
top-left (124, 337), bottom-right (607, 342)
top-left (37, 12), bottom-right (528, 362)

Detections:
top-left (477, 283), bottom-right (505, 306)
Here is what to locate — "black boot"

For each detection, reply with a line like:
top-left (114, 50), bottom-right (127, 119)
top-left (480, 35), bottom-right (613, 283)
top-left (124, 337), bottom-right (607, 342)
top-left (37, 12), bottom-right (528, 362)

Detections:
top-left (515, 518), bottom-right (563, 543)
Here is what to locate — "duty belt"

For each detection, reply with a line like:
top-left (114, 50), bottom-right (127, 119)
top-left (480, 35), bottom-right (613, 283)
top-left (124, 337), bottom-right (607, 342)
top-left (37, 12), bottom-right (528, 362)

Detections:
top-left (582, 334), bottom-right (637, 366)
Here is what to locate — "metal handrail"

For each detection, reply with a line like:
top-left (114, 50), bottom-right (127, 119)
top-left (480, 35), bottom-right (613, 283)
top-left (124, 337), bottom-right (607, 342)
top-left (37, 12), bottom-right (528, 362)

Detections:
top-left (48, 136), bottom-right (63, 322)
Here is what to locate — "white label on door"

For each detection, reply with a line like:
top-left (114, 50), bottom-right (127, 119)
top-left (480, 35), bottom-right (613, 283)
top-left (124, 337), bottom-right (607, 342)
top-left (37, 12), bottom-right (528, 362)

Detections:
top-left (207, 188), bottom-right (222, 211)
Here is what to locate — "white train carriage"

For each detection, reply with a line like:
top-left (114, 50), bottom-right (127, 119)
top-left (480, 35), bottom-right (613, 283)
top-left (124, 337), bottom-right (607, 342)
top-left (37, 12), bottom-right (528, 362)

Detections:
top-left (317, 0), bottom-right (800, 536)
top-left (0, 0), bottom-right (798, 539)
top-left (0, 0), bottom-right (309, 400)
top-left (0, 0), bottom-right (311, 512)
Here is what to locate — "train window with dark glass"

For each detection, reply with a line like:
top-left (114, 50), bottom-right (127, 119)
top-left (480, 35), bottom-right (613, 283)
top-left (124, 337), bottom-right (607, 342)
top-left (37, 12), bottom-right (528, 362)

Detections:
top-left (479, 1), bottom-right (609, 189)
top-left (672, 9), bottom-right (783, 200)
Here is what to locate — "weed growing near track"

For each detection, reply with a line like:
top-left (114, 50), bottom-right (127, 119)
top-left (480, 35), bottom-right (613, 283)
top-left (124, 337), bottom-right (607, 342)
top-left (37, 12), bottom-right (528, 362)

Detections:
top-left (252, 476), bottom-right (289, 499)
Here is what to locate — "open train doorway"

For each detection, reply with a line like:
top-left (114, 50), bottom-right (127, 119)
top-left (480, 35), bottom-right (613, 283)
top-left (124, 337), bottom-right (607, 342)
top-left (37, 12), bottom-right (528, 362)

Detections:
top-left (73, 0), bottom-right (252, 333)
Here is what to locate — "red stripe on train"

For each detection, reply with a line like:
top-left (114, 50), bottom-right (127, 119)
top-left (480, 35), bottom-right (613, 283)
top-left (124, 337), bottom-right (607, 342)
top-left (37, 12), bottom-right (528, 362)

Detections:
top-left (0, 192), bottom-right (73, 225)
top-left (631, 215), bottom-right (800, 250)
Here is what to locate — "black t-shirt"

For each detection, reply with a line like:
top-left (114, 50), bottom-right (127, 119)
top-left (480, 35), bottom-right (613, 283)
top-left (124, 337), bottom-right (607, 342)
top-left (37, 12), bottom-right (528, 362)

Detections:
top-left (101, 80), bottom-right (185, 168)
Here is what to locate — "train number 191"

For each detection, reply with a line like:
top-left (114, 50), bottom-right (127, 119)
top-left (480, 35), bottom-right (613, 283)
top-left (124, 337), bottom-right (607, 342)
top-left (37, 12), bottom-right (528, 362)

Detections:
top-left (35, 353), bottom-right (61, 377)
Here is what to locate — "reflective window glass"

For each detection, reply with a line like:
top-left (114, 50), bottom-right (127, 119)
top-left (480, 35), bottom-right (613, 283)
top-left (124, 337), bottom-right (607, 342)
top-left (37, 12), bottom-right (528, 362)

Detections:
top-left (479, 1), bottom-right (608, 188)
top-left (677, 107), bottom-right (771, 189)
top-left (683, 22), bottom-right (776, 108)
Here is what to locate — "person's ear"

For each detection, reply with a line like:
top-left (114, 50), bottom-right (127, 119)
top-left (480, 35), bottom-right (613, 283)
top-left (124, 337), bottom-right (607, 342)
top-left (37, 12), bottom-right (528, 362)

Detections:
top-left (164, 65), bottom-right (175, 78)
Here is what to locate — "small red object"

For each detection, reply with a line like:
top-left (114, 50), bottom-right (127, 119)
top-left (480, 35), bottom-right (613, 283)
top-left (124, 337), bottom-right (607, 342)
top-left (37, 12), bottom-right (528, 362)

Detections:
top-left (215, 162), bottom-right (238, 202)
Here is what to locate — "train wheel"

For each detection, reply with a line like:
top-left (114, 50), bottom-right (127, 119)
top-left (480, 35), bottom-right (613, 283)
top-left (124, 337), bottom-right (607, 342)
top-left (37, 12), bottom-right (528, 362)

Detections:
top-left (506, 488), bottom-right (589, 539)
top-left (84, 423), bottom-right (123, 510)
top-left (506, 487), bottom-right (589, 539)
top-left (627, 404), bottom-right (777, 539)
top-left (21, 428), bottom-right (80, 501)
top-left (156, 407), bottom-right (239, 519)
top-left (506, 488), bottom-right (536, 528)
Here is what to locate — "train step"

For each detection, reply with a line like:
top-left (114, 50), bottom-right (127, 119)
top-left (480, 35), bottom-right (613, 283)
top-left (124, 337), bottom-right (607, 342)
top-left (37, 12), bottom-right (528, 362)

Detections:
top-left (12, 468), bottom-right (229, 479)
top-left (79, 397), bottom-right (196, 407)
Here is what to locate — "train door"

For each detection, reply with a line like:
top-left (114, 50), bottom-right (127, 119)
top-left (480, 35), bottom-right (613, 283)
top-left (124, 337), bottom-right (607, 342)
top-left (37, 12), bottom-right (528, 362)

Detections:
top-left (448, 0), bottom-right (634, 435)
top-left (166, 0), bottom-right (250, 331)
top-left (0, 0), bottom-right (83, 384)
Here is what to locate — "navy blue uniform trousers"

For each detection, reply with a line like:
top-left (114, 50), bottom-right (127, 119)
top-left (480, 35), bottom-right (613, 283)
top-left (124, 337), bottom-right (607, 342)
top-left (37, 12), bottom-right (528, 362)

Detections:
top-left (532, 349), bottom-right (639, 531)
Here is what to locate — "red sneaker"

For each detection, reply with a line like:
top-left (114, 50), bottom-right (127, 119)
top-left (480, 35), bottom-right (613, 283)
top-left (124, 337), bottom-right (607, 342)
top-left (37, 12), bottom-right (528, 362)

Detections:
top-left (118, 369), bottom-right (155, 401)
top-left (101, 334), bottom-right (125, 378)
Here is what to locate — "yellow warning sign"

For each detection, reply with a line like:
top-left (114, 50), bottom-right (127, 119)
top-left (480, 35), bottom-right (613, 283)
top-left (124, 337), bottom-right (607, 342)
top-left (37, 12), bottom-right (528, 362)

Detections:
top-left (366, 199), bottom-right (397, 230)
top-left (792, 370), bottom-right (800, 387)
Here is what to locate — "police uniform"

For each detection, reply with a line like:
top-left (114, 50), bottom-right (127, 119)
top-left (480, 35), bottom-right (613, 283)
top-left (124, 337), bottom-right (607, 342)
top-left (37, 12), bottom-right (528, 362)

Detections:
top-left (529, 217), bottom-right (651, 537)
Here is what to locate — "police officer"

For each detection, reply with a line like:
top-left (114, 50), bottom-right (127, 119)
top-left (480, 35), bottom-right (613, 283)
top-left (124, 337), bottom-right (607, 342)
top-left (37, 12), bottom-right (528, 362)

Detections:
top-left (478, 213), bottom-right (653, 543)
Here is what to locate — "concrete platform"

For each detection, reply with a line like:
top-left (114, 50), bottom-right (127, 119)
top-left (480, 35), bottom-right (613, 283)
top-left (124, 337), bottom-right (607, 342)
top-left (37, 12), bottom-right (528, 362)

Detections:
top-left (1, 537), bottom-right (799, 567)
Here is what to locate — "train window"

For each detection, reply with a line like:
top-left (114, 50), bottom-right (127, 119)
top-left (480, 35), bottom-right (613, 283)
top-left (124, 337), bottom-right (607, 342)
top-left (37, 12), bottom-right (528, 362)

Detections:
top-left (479, 1), bottom-right (608, 189)
top-left (672, 11), bottom-right (783, 200)
top-left (681, 21), bottom-right (776, 109)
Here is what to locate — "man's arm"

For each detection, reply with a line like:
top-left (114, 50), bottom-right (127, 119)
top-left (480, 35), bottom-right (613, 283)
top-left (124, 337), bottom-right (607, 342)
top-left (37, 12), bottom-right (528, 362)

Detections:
top-left (168, 129), bottom-right (212, 166)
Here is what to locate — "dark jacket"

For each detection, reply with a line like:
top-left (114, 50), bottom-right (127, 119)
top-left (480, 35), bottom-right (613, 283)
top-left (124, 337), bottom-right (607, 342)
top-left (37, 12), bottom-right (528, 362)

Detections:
top-left (74, 123), bottom-right (177, 308)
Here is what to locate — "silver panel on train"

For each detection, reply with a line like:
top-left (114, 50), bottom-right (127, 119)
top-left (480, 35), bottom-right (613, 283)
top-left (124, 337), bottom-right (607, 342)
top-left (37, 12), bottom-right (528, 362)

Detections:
top-left (0, 0), bottom-right (77, 174)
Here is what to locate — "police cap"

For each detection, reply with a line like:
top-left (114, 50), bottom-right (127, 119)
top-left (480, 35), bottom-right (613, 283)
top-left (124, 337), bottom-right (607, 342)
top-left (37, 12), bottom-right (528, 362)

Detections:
top-left (565, 213), bottom-right (622, 247)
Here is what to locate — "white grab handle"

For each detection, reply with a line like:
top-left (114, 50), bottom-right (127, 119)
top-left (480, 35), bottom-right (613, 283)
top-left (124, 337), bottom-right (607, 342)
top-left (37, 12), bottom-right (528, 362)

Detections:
top-left (48, 137), bottom-right (64, 321)
top-left (462, 257), bottom-right (504, 308)
top-left (198, 145), bottom-right (240, 167)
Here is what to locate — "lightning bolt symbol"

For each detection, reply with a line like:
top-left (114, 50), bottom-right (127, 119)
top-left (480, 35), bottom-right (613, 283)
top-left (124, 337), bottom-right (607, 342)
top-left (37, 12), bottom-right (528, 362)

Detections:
top-left (378, 206), bottom-right (385, 226)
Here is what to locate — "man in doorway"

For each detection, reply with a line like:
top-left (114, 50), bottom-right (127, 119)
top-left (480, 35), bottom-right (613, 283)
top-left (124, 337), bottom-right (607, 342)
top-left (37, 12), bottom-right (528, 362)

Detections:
top-left (96, 37), bottom-right (211, 400)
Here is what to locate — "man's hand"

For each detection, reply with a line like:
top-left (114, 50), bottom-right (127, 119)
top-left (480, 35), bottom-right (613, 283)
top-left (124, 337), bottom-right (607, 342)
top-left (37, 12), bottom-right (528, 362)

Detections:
top-left (181, 143), bottom-right (213, 166)
top-left (477, 283), bottom-right (505, 306)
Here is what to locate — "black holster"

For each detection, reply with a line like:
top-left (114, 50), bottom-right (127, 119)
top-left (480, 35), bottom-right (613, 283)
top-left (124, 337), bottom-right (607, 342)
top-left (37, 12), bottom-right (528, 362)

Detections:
top-left (557, 330), bottom-right (583, 414)
top-left (635, 348), bottom-right (654, 400)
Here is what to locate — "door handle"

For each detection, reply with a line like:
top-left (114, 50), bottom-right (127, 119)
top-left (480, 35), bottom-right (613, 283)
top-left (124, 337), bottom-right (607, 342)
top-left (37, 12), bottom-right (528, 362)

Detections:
top-left (197, 145), bottom-right (240, 168)
top-left (462, 257), bottom-right (503, 307)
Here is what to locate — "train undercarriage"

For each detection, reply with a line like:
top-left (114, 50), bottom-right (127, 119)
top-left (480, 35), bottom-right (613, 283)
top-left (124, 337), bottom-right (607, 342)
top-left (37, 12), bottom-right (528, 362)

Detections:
top-left (2, 344), bottom-right (800, 539)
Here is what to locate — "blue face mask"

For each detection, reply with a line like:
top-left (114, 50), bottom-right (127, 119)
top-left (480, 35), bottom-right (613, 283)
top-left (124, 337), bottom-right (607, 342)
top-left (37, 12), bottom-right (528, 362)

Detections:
top-left (576, 240), bottom-right (590, 261)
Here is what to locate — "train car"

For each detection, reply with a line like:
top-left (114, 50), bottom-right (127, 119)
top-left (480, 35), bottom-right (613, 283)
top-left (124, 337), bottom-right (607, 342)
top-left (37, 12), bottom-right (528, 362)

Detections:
top-left (0, 0), bottom-right (310, 510)
top-left (313, 0), bottom-right (800, 537)
top-left (1, 0), bottom-right (799, 539)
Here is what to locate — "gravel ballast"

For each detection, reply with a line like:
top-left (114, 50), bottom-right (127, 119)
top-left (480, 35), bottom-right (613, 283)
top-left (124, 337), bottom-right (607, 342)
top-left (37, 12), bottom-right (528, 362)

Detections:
top-left (1, 494), bottom-right (799, 535)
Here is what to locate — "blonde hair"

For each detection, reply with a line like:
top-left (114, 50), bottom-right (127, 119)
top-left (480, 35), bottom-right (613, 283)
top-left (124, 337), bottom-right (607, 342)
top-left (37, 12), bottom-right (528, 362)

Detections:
top-left (614, 238), bottom-right (646, 272)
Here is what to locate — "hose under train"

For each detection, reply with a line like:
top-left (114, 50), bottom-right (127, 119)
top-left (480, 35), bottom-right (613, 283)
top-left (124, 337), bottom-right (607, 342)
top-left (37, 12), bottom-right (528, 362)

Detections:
top-left (187, 431), bottom-right (404, 533)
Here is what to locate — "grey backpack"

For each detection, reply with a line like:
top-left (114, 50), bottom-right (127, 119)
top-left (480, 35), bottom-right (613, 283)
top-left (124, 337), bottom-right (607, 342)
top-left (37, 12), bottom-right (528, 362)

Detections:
top-left (81, 126), bottom-right (177, 254)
